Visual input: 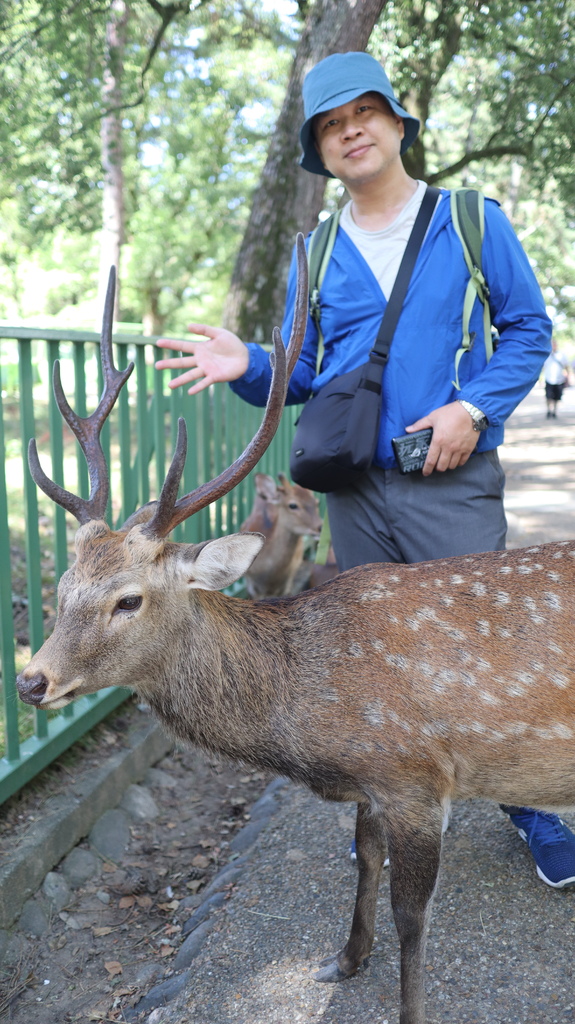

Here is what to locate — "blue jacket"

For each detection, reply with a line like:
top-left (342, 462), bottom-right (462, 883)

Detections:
top-left (231, 190), bottom-right (552, 470)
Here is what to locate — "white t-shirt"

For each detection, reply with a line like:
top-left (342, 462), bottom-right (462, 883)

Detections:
top-left (339, 180), bottom-right (435, 299)
top-left (544, 351), bottom-right (568, 386)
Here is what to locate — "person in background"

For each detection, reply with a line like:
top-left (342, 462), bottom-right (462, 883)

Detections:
top-left (155, 51), bottom-right (575, 889)
top-left (543, 340), bottom-right (568, 418)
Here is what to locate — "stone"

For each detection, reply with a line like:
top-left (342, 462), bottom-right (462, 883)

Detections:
top-left (18, 899), bottom-right (49, 937)
top-left (61, 847), bottom-right (100, 888)
top-left (89, 809), bottom-right (130, 862)
top-left (42, 871), bottom-right (71, 911)
top-left (120, 784), bottom-right (159, 822)
top-left (145, 767), bottom-right (177, 789)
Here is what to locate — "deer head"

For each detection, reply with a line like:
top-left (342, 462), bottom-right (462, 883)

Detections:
top-left (17, 237), bottom-right (308, 711)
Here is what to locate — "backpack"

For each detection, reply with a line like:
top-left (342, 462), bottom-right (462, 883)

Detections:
top-left (307, 188), bottom-right (493, 389)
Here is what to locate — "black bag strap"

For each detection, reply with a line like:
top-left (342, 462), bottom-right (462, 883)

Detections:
top-left (370, 185), bottom-right (441, 366)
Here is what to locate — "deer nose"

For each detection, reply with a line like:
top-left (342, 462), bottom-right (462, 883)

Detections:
top-left (16, 673), bottom-right (49, 706)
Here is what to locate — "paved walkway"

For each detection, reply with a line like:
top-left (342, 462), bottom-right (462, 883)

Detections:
top-left (136, 386), bottom-right (575, 1024)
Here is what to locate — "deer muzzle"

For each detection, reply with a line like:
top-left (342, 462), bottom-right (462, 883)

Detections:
top-left (16, 670), bottom-right (77, 708)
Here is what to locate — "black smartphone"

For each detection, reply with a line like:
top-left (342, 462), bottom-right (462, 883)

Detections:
top-left (391, 427), bottom-right (433, 474)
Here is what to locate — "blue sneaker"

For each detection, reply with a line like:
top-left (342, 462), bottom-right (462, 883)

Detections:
top-left (502, 805), bottom-right (575, 888)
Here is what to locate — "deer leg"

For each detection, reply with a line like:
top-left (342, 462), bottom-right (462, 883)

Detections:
top-left (314, 802), bottom-right (387, 982)
top-left (386, 806), bottom-right (443, 1024)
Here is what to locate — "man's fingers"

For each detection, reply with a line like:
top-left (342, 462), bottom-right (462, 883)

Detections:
top-left (167, 367), bottom-right (205, 389)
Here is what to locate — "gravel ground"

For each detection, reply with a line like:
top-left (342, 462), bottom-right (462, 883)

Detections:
top-left (145, 786), bottom-right (575, 1024)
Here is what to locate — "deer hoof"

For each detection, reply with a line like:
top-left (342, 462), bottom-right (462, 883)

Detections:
top-left (313, 953), bottom-right (368, 983)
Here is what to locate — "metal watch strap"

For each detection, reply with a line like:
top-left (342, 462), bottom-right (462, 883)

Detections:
top-left (457, 399), bottom-right (489, 431)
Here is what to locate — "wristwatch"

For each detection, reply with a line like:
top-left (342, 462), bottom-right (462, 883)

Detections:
top-left (457, 399), bottom-right (489, 431)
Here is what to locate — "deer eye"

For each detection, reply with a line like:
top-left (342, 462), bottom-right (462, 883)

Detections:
top-left (288, 502), bottom-right (299, 510)
top-left (115, 595), bottom-right (142, 613)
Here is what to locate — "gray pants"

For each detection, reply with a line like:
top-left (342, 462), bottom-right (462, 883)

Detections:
top-left (326, 449), bottom-right (507, 570)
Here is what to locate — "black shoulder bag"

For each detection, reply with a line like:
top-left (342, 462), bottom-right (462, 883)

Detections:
top-left (289, 185), bottom-right (440, 493)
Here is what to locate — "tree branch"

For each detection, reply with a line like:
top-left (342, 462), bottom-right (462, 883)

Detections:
top-left (427, 142), bottom-right (531, 184)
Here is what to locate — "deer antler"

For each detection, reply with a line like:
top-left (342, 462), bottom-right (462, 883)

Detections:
top-left (143, 232), bottom-right (308, 539)
top-left (28, 268), bottom-right (134, 524)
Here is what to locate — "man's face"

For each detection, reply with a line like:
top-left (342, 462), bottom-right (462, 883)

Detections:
top-left (313, 91), bottom-right (405, 188)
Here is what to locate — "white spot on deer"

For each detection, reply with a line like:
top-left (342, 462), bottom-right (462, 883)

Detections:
top-left (529, 614), bottom-right (545, 626)
top-left (472, 570), bottom-right (485, 577)
top-left (507, 721), bottom-right (529, 736)
top-left (548, 641), bottom-right (564, 655)
top-left (550, 672), bottom-right (570, 689)
top-left (389, 574), bottom-right (400, 582)
top-left (405, 617), bottom-right (421, 632)
top-left (461, 672), bottom-right (477, 688)
top-left (450, 575), bottom-right (465, 585)
top-left (471, 582), bottom-right (488, 597)
top-left (506, 684), bottom-right (527, 698)
top-left (364, 701), bottom-right (386, 727)
top-left (518, 565), bottom-right (534, 575)
top-left (543, 592), bottom-right (562, 610)
top-left (498, 566), bottom-right (513, 574)
top-left (553, 723), bottom-right (574, 740)
top-left (480, 690), bottom-right (500, 706)
top-left (418, 581), bottom-right (429, 589)
top-left (534, 728), bottom-right (556, 741)
top-left (371, 639), bottom-right (385, 653)
top-left (526, 547), bottom-right (541, 553)
top-left (523, 596), bottom-right (537, 611)
top-left (387, 710), bottom-right (412, 733)
top-left (553, 551), bottom-right (564, 559)
top-left (494, 591), bottom-right (511, 606)
top-left (361, 584), bottom-right (395, 601)
top-left (476, 620), bottom-right (491, 636)
top-left (547, 572), bottom-right (561, 581)
top-left (439, 595), bottom-right (455, 607)
top-left (385, 652), bottom-right (408, 670)
top-left (471, 721), bottom-right (486, 734)
top-left (348, 642), bottom-right (363, 658)
top-left (475, 658), bottom-right (492, 672)
top-left (516, 671), bottom-right (536, 686)
top-left (434, 578), bottom-right (444, 587)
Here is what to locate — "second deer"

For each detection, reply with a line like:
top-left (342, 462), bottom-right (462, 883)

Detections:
top-left (16, 239), bottom-right (575, 1024)
top-left (240, 471), bottom-right (336, 597)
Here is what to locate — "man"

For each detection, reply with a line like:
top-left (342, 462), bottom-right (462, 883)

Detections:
top-left (156, 51), bottom-right (575, 888)
top-left (543, 340), bottom-right (568, 418)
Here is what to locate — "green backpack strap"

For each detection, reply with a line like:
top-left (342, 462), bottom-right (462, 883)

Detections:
top-left (450, 188), bottom-right (493, 389)
top-left (308, 209), bottom-right (341, 372)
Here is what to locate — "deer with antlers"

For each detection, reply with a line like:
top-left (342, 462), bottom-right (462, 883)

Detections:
top-left (16, 236), bottom-right (575, 1024)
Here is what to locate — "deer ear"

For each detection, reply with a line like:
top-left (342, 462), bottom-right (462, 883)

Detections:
top-left (182, 533), bottom-right (265, 591)
top-left (254, 474), bottom-right (279, 503)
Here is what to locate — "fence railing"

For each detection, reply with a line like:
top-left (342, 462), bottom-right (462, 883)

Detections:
top-left (0, 326), bottom-right (300, 805)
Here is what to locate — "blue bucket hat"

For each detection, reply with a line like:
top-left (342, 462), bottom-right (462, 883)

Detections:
top-left (299, 51), bottom-right (420, 177)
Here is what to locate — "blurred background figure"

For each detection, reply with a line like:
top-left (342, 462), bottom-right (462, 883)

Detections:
top-left (543, 340), bottom-right (569, 418)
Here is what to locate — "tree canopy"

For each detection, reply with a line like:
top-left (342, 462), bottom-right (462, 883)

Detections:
top-left (1, 0), bottom-right (574, 342)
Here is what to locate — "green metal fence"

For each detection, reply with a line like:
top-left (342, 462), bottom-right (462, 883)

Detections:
top-left (0, 326), bottom-right (300, 806)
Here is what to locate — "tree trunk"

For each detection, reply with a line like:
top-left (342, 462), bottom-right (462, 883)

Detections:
top-left (98, 0), bottom-right (129, 323)
top-left (222, 0), bottom-right (388, 342)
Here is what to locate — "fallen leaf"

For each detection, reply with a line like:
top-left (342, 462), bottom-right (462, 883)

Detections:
top-left (186, 879), bottom-right (203, 893)
top-left (136, 895), bottom-right (153, 909)
top-left (200, 839), bottom-right (215, 849)
top-left (118, 896), bottom-right (135, 909)
top-left (92, 926), bottom-right (114, 937)
top-left (104, 960), bottom-right (123, 976)
top-left (157, 900), bottom-right (179, 911)
top-left (191, 854), bottom-right (209, 869)
top-left (160, 944), bottom-right (175, 957)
